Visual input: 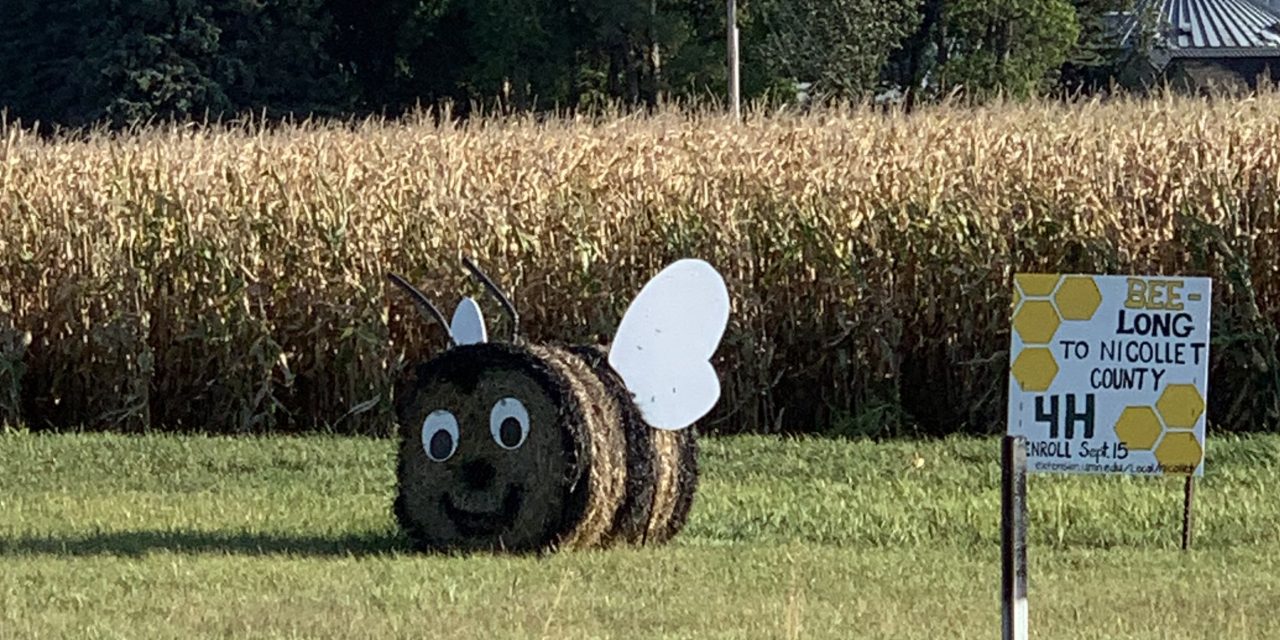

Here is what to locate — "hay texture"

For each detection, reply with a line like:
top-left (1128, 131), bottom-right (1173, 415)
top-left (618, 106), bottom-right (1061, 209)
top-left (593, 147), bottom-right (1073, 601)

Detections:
top-left (394, 341), bottom-right (701, 553)
top-left (570, 345), bottom-right (698, 545)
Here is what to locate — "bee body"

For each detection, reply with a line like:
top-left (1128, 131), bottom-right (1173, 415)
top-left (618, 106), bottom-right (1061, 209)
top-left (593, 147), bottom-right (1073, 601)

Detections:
top-left (569, 344), bottom-right (697, 546)
top-left (393, 342), bottom-right (697, 553)
top-left (388, 259), bottom-right (724, 554)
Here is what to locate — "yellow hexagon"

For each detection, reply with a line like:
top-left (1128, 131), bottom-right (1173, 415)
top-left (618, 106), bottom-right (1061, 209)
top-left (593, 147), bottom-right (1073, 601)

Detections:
top-left (1012, 287), bottom-right (1022, 310)
top-left (1155, 431), bottom-right (1203, 474)
top-left (1012, 347), bottom-right (1059, 392)
top-left (1013, 300), bottom-right (1062, 344)
top-left (1156, 384), bottom-right (1206, 429)
top-left (1016, 274), bottom-right (1061, 297)
top-left (1113, 406), bottom-right (1162, 450)
top-left (1054, 276), bottom-right (1103, 321)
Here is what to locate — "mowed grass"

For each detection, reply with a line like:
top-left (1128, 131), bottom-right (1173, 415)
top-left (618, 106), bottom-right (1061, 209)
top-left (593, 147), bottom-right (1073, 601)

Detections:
top-left (1, 431), bottom-right (1278, 639)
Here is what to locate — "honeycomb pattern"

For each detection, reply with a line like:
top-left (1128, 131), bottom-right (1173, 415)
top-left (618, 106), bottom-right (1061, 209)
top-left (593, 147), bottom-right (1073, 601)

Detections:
top-left (1013, 301), bottom-right (1061, 344)
top-left (1110, 384), bottom-right (1206, 474)
top-left (1011, 348), bottom-right (1060, 392)
top-left (1010, 274), bottom-right (1207, 475)
top-left (1055, 276), bottom-right (1103, 321)
top-left (1114, 407), bottom-right (1162, 450)
top-left (1155, 431), bottom-right (1203, 473)
top-left (1016, 274), bottom-right (1061, 297)
top-left (1157, 384), bottom-right (1206, 430)
top-left (1011, 274), bottom-right (1105, 392)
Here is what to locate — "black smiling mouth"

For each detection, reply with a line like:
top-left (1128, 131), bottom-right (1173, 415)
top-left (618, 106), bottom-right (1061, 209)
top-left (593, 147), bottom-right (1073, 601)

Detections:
top-left (442, 485), bottom-right (525, 536)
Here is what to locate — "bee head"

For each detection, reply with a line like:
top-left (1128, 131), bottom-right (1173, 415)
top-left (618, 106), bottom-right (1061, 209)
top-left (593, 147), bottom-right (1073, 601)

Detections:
top-left (387, 262), bottom-right (590, 552)
top-left (393, 342), bottom-right (590, 552)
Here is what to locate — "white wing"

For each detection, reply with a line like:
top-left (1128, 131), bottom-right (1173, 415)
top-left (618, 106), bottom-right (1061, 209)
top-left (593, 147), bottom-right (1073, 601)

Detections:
top-left (608, 259), bottom-right (730, 430)
top-left (450, 297), bottom-right (487, 345)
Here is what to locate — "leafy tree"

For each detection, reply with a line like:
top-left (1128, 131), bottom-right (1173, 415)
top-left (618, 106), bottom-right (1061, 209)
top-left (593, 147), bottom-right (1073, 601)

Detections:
top-left (751, 0), bottom-right (920, 101)
top-left (456, 0), bottom-right (582, 109)
top-left (883, 0), bottom-right (946, 107)
top-left (0, 0), bottom-right (348, 129)
top-left (936, 0), bottom-right (1081, 98)
top-left (1058, 0), bottom-right (1136, 93)
top-left (391, 0), bottom-right (736, 112)
top-left (92, 1), bottom-right (229, 125)
top-left (0, 0), bottom-right (1128, 127)
top-left (209, 0), bottom-right (351, 116)
top-left (887, 0), bottom-right (1082, 103)
top-left (323, 0), bottom-right (447, 111)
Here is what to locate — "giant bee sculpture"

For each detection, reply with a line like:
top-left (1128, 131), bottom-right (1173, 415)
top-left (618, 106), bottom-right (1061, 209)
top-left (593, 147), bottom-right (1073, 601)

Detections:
top-left (387, 258), bottom-right (729, 553)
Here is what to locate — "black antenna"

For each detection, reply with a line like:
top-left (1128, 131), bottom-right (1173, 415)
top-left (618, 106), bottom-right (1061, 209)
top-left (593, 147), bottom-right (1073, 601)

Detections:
top-left (386, 273), bottom-right (456, 347)
top-left (461, 256), bottom-right (520, 341)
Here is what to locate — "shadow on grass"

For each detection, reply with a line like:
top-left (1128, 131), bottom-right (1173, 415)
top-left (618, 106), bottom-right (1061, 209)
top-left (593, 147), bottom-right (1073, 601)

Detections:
top-left (0, 529), bottom-right (411, 557)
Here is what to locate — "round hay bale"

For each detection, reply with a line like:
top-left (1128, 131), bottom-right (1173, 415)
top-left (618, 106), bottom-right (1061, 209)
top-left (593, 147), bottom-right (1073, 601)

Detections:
top-left (532, 344), bottom-right (628, 549)
top-left (653, 426), bottom-right (699, 543)
top-left (568, 345), bottom-right (657, 545)
top-left (393, 342), bottom-right (627, 553)
top-left (569, 345), bottom-right (699, 545)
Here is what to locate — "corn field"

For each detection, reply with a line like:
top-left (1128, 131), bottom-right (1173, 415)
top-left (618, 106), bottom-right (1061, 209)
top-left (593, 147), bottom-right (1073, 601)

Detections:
top-left (2, 94), bottom-right (1279, 437)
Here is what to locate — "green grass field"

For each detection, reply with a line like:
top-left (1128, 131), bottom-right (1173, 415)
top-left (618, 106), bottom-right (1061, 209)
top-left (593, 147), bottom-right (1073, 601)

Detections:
top-left (1, 431), bottom-right (1278, 639)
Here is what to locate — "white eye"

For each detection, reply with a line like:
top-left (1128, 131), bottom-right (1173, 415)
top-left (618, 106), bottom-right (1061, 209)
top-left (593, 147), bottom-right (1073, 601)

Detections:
top-left (422, 410), bottom-right (459, 462)
top-left (490, 398), bottom-right (529, 450)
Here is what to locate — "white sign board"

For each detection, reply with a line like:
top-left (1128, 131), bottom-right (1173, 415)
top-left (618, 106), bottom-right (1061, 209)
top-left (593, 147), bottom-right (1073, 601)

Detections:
top-left (1006, 275), bottom-right (1211, 476)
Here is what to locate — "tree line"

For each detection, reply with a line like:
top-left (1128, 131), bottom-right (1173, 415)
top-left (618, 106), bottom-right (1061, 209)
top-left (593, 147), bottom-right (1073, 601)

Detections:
top-left (0, 0), bottom-right (1134, 129)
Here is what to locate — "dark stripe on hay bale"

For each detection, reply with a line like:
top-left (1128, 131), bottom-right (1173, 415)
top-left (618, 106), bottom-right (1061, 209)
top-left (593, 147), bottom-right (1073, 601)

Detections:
top-left (392, 343), bottom-right (593, 553)
top-left (568, 345), bottom-right (657, 545)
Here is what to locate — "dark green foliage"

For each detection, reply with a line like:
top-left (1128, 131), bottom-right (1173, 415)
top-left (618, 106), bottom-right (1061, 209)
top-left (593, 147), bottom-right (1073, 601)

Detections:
top-left (207, 0), bottom-right (352, 116)
top-left (0, 0), bottom-right (1150, 127)
top-left (751, 0), bottom-right (921, 101)
top-left (435, 0), bottom-right (731, 111)
top-left (1057, 0), bottom-right (1135, 93)
top-left (0, 0), bottom-right (349, 128)
top-left (453, 0), bottom-right (583, 109)
top-left (323, 0), bottom-right (450, 111)
top-left (318, 0), bottom-right (736, 115)
top-left (938, 0), bottom-right (1081, 98)
top-left (0, 1), bottom-right (117, 127)
top-left (887, 0), bottom-right (1097, 104)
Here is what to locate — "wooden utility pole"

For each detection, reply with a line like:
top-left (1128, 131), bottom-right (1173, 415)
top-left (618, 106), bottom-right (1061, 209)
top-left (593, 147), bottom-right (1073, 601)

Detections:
top-left (727, 0), bottom-right (740, 120)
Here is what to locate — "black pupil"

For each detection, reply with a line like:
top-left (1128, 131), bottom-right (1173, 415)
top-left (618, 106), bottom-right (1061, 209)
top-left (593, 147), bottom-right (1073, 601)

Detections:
top-left (428, 429), bottom-right (453, 460)
top-left (500, 417), bottom-right (523, 447)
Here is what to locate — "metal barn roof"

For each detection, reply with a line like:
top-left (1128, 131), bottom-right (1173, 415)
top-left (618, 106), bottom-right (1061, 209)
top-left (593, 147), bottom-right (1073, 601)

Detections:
top-left (1127, 0), bottom-right (1280, 59)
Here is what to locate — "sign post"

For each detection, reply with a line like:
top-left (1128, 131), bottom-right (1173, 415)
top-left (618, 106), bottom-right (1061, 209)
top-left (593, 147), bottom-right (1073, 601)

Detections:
top-left (1001, 435), bottom-right (1028, 640)
top-left (1004, 273), bottom-right (1212, 634)
top-left (1182, 475), bottom-right (1195, 550)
